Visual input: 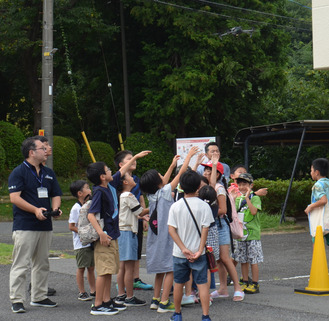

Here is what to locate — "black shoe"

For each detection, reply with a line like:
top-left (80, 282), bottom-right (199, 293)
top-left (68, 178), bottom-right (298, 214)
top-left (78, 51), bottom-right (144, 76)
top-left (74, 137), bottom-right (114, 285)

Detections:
top-left (90, 291), bottom-right (96, 298)
top-left (124, 296), bottom-right (146, 306)
top-left (12, 303), bottom-right (26, 313)
top-left (104, 299), bottom-right (127, 311)
top-left (30, 298), bottom-right (58, 308)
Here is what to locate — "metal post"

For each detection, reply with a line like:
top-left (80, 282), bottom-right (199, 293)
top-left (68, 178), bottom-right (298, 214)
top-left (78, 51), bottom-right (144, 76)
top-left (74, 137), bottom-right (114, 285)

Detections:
top-left (41, 0), bottom-right (54, 168)
top-left (280, 127), bottom-right (306, 223)
top-left (120, 0), bottom-right (131, 137)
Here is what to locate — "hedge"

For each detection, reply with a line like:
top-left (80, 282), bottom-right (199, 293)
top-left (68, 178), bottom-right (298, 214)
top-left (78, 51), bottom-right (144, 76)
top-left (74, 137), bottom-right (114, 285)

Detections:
top-left (81, 141), bottom-right (115, 169)
top-left (0, 121), bottom-right (25, 169)
top-left (253, 178), bottom-right (314, 217)
top-left (124, 132), bottom-right (174, 178)
top-left (0, 142), bottom-right (6, 174)
top-left (53, 136), bottom-right (78, 177)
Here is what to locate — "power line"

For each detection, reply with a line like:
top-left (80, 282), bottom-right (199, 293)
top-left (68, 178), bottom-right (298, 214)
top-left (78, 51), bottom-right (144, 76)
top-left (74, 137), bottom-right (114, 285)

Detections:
top-left (192, 0), bottom-right (311, 24)
top-left (153, 0), bottom-right (311, 33)
top-left (288, 0), bottom-right (311, 10)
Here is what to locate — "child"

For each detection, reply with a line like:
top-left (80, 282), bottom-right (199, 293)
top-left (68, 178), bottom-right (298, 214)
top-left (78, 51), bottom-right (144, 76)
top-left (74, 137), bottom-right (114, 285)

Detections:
top-left (68, 180), bottom-right (95, 301)
top-left (168, 170), bottom-right (214, 321)
top-left (86, 150), bottom-right (150, 316)
top-left (202, 156), bottom-right (244, 301)
top-left (140, 146), bottom-right (198, 313)
top-left (234, 173), bottom-right (263, 294)
top-left (114, 150), bottom-right (152, 290)
top-left (304, 158), bottom-right (329, 244)
top-left (115, 173), bottom-right (148, 306)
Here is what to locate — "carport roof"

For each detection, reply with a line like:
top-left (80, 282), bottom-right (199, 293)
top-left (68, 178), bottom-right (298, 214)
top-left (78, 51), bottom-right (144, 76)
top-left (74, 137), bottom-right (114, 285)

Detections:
top-left (233, 120), bottom-right (329, 147)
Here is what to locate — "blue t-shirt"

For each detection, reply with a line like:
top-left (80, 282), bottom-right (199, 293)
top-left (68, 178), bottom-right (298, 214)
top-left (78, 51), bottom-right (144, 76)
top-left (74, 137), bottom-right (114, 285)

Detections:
top-left (131, 175), bottom-right (141, 200)
top-left (8, 161), bottom-right (62, 231)
top-left (88, 171), bottom-right (121, 240)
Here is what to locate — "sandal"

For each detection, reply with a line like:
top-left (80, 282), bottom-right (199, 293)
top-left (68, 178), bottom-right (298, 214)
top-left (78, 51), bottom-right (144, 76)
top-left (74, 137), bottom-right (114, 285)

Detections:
top-left (210, 290), bottom-right (229, 299)
top-left (233, 291), bottom-right (245, 302)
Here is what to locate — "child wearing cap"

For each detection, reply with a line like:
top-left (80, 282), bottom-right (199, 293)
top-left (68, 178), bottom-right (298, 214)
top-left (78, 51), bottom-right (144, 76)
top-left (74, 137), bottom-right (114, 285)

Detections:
top-left (201, 155), bottom-right (245, 302)
top-left (234, 173), bottom-right (263, 294)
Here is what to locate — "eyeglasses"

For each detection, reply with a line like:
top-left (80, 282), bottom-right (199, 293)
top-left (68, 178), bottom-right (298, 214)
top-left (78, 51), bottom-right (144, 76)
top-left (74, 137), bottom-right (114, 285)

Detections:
top-left (34, 147), bottom-right (47, 152)
top-left (105, 168), bottom-right (111, 173)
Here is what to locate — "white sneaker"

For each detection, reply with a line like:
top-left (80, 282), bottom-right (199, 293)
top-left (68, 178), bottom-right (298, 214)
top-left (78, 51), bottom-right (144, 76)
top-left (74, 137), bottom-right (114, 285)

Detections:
top-left (181, 294), bottom-right (195, 306)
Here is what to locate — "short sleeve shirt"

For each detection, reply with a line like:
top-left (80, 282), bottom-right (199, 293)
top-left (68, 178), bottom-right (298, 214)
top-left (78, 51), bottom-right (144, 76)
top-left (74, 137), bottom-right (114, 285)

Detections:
top-left (88, 171), bottom-right (122, 239)
top-left (8, 161), bottom-right (62, 231)
top-left (312, 178), bottom-right (329, 204)
top-left (119, 192), bottom-right (143, 233)
top-left (236, 193), bottom-right (262, 241)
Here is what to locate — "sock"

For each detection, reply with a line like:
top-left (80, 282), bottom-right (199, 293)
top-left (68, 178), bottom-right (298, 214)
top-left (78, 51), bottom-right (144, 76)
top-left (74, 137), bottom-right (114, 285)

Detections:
top-left (134, 278), bottom-right (140, 282)
top-left (202, 315), bottom-right (210, 320)
top-left (252, 281), bottom-right (258, 286)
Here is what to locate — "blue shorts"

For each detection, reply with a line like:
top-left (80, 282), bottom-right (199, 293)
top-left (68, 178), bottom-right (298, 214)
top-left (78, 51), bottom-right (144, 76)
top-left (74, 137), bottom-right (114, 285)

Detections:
top-left (173, 255), bottom-right (208, 285)
top-left (118, 231), bottom-right (138, 261)
top-left (217, 217), bottom-right (231, 246)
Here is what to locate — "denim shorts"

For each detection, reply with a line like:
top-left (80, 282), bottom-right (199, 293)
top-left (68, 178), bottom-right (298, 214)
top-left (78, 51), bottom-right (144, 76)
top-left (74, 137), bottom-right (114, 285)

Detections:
top-left (173, 254), bottom-right (208, 285)
top-left (216, 217), bottom-right (231, 246)
top-left (118, 231), bottom-right (138, 261)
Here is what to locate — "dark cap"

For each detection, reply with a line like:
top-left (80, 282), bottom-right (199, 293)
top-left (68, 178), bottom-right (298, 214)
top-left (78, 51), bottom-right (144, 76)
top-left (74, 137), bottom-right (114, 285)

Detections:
top-left (237, 173), bottom-right (253, 183)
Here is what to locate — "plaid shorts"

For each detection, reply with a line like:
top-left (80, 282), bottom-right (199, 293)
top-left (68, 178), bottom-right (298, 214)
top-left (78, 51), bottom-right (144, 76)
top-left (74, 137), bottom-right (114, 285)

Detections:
top-left (234, 240), bottom-right (264, 264)
top-left (207, 224), bottom-right (219, 261)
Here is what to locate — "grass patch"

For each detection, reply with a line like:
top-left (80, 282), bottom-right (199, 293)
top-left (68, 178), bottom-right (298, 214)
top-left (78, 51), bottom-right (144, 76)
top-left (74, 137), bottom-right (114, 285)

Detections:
top-left (260, 212), bottom-right (298, 232)
top-left (0, 243), bottom-right (13, 265)
top-left (0, 199), bottom-right (76, 222)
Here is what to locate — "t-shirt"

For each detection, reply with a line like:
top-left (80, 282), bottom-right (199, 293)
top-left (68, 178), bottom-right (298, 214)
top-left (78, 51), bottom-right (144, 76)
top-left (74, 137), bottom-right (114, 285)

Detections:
top-left (311, 178), bottom-right (329, 203)
top-left (235, 193), bottom-right (262, 241)
top-left (8, 161), bottom-right (62, 231)
top-left (88, 171), bottom-right (121, 240)
top-left (68, 202), bottom-right (90, 250)
top-left (168, 197), bottom-right (214, 258)
top-left (119, 192), bottom-right (143, 233)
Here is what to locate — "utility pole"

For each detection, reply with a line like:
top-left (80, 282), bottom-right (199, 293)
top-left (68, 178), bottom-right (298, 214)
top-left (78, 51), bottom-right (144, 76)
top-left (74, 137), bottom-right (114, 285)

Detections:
top-left (41, 0), bottom-right (55, 168)
top-left (120, 0), bottom-right (131, 137)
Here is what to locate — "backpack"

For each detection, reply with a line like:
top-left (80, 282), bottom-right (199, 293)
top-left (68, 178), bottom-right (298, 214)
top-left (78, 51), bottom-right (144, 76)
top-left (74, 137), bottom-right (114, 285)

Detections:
top-left (224, 192), bottom-right (244, 240)
top-left (78, 190), bottom-right (107, 246)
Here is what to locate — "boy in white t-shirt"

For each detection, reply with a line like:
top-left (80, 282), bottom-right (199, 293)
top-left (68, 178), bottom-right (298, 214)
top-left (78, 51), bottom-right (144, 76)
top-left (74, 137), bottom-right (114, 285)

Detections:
top-left (68, 180), bottom-right (96, 301)
top-left (168, 171), bottom-right (214, 321)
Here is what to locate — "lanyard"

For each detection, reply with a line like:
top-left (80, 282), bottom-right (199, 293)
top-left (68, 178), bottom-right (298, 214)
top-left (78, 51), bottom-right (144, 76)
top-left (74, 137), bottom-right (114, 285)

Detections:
top-left (23, 161), bottom-right (44, 187)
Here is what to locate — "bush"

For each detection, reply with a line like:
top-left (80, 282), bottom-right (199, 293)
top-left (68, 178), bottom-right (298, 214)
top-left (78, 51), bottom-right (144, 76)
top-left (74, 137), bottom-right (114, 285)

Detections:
top-left (124, 132), bottom-right (174, 177)
top-left (81, 141), bottom-right (115, 168)
top-left (0, 121), bottom-right (25, 169)
top-left (253, 178), bottom-right (314, 217)
top-left (53, 136), bottom-right (78, 177)
top-left (0, 142), bottom-right (6, 174)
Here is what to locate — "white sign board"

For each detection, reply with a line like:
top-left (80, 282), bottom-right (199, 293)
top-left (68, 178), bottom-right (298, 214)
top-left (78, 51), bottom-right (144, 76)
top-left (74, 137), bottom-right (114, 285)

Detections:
top-left (176, 137), bottom-right (216, 168)
top-left (313, 0), bottom-right (329, 70)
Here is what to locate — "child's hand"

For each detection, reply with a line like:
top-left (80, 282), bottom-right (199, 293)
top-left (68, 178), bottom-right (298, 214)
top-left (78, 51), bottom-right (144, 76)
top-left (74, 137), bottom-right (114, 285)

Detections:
top-left (190, 250), bottom-right (202, 261)
top-left (170, 155), bottom-right (180, 168)
top-left (196, 152), bottom-right (205, 165)
top-left (255, 188), bottom-right (268, 197)
top-left (186, 146), bottom-right (199, 158)
top-left (182, 248), bottom-right (194, 261)
top-left (135, 150), bottom-right (152, 159)
top-left (245, 186), bottom-right (252, 198)
top-left (100, 231), bottom-right (111, 247)
top-left (211, 153), bottom-right (219, 166)
top-left (304, 205), bottom-right (312, 215)
top-left (230, 189), bottom-right (239, 200)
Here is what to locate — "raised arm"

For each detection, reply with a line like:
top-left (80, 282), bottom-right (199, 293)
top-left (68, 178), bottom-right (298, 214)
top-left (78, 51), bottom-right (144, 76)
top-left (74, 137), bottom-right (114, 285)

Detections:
top-left (163, 155), bottom-right (180, 185)
top-left (170, 146), bottom-right (199, 191)
top-left (119, 150), bottom-right (152, 177)
top-left (209, 153), bottom-right (219, 189)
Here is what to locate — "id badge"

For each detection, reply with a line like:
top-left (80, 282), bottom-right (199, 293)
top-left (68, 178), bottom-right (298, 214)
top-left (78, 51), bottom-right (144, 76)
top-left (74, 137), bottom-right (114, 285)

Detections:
top-left (37, 187), bottom-right (48, 198)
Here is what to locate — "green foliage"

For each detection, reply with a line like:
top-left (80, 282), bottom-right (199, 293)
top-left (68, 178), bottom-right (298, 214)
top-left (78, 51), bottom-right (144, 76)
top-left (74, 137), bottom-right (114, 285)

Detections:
top-left (0, 121), bottom-right (25, 169)
top-left (124, 132), bottom-right (174, 177)
top-left (0, 142), bottom-right (6, 174)
top-left (253, 178), bottom-right (314, 217)
top-left (81, 141), bottom-right (115, 169)
top-left (53, 136), bottom-right (78, 177)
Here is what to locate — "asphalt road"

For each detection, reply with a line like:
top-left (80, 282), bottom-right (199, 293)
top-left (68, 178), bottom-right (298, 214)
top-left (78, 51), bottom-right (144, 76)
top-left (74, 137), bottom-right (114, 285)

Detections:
top-left (1, 220), bottom-right (329, 321)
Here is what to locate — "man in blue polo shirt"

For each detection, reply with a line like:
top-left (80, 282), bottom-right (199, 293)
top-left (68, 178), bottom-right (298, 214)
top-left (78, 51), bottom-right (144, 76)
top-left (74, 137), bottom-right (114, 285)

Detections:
top-left (8, 137), bottom-right (62, 313)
